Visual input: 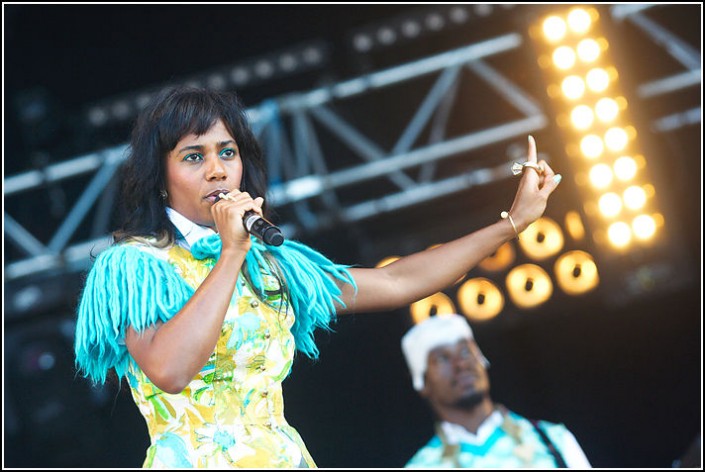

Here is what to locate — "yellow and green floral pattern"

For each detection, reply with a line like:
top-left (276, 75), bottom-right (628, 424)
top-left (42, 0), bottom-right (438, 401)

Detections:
top-left (125, 244), bottom-right (316, 468)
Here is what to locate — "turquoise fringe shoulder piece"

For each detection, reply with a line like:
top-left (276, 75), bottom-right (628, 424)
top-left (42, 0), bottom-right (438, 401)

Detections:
top-left (191, 234), bottom-right (357, 358)
top-left (76, 235), bottom-right (357, 383)
top-left (74, 244), bottom-right (194, 384)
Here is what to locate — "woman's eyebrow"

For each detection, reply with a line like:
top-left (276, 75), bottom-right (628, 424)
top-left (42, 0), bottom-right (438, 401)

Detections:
top-left (177, 140), bottom-right (236, 153)
top-left (177, 144), bottom-right (204, 153)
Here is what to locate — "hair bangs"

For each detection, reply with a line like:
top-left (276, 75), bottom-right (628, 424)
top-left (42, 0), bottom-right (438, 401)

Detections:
top-left (157, 93), bottom-right (226, 152)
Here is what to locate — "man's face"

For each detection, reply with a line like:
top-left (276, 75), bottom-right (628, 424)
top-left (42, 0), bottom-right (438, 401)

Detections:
top-left (421, 338), bottom-right (490, 409)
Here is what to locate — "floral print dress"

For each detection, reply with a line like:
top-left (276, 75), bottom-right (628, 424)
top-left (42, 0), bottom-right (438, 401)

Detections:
top-left (125, 244), bottom-right (316, 468)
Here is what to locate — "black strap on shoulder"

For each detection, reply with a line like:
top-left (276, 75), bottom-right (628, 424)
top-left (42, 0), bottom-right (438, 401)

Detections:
top-left (530, 419), bottom-right (568, 468)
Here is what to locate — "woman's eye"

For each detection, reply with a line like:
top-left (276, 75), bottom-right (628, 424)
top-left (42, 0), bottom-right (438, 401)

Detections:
top-left (184, 153), bottom-right (203, 162)
top-left (220, 148), bottom-right (237, 159)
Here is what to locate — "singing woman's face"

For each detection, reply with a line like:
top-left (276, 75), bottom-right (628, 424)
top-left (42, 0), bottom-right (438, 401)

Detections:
top-left (165, 119), bottom-right (243, 227)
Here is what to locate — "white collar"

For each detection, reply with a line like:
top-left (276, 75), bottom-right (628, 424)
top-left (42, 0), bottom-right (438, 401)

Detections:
top-left (440, 410), bottom-right (504, 446)
top-left (166, 207), bottom-right (216, 250)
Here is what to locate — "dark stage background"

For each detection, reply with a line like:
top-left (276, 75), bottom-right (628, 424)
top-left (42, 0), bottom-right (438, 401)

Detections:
top-left (4, 4), bottom-right (702, 468)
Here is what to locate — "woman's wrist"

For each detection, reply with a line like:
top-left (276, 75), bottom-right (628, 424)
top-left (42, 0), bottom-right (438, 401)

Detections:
top-left (218, 244), bottom-right (249, 265)
top-left (500, 211), bottom-right (520, 240)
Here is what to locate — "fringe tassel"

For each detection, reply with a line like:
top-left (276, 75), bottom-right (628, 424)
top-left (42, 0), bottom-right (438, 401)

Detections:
top-left (74, 245), bottom-right (193, 384)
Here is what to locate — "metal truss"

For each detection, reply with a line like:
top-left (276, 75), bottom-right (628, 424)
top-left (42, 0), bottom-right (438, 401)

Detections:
top-left (5, 32), bottom-right (547, 287)
top-left (611, 4), bottom-right (701, 132)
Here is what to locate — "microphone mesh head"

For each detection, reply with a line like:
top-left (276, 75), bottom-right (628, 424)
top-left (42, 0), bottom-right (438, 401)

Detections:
top-left (264, 228), bottom-right (284, 246)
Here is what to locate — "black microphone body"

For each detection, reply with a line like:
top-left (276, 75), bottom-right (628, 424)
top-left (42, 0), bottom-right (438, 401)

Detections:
top-left (214, 194), bottom-right (284, 246)
top-left (243, 211), bottom-right (284, 246)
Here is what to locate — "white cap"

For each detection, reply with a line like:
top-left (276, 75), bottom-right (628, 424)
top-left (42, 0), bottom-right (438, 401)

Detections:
top-left (401, 314), bottom-right (486, 391)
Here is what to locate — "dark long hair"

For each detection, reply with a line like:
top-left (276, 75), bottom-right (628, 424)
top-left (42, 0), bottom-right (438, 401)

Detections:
top-left (114, 86), bottom-right (268, 243)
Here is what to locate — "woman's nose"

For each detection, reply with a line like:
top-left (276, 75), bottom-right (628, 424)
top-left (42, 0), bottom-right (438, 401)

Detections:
top-left (206, 156), bottom-right (227, 180)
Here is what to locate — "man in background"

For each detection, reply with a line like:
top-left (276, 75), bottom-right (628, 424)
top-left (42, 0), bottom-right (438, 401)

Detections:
top-left (401, 314), bottom-right (591, 468)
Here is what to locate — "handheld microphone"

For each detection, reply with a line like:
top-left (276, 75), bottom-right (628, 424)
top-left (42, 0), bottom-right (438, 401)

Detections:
top-left (214, 193), bottom-right (284, 246)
